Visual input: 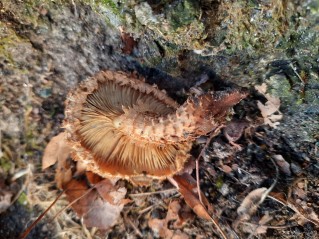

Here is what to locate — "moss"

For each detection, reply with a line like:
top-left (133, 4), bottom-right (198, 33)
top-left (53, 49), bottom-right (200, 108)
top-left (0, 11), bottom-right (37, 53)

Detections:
top-left (0, 23), bottom-right (21, 65)
top-left (0, 157), bottom-right (12, 173)
top-left (17, 192), bottom-right (28, 206)
top-left (215, 176), bottom-right (224, 190)
top-left (82, 0), bottom-right (124, 27)
top-left (1, 0), bottom-right (63, 28)
top-left (166, 0), bottom-right (200, 29)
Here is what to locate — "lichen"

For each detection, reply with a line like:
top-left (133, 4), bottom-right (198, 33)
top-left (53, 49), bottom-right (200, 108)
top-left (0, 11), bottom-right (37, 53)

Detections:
top-left (132, 1), bottom-right (206, 50)
top-left (83, 0), bottom-right (124, 27)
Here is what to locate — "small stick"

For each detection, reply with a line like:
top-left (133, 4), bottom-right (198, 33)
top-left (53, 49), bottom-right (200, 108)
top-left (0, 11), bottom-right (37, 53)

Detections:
top-left (195, 158), bottom-right (203, 204)
top-left (19, 190), bottom-right (65, 239)
top-left (196, 126), bottom-right (224, 204)
top-left (51, 186), bottom-right (96, 221)
top-left (138, 205), bottom-right (154, 215)
top-left (124, 214), bottom-right (143, 237)
top-left (129, 188), bottom-right (177, 197)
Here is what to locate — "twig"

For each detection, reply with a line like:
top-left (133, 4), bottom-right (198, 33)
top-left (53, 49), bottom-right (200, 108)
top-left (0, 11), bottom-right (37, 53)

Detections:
top-left (195, 158), bottom-right (203, 204)
top-left (124, 214), bottom-right (143, 237)
top-left (51, 186), bottom-right (96, 221)
top-left (289, 63), bottom-right (304, 85)
top-left (210, 216), bottom-right (228, 239)
top-left (19, 190), bottom-right (65, 239)
top-left (129, 188), bottom-right (177, 197)
top-left (138, 205), bottom-right (154, 215)
top-left (241, 221), bottom-right (297, 229)
top-left (267, 194), bottom-right (319, 227)
top-left (260, 157), bottom-right (279, 203)
top-left (195, 126), bottom-right (224, 205)
top-left (11, 164), bottom-right (33, 206)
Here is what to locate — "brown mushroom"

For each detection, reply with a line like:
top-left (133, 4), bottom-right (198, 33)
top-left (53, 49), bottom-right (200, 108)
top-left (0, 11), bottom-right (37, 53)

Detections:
top-left (63, 71), bottom-right (246, 181)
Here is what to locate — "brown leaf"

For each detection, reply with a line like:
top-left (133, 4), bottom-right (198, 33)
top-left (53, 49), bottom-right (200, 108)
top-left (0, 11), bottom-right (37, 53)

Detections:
top-left (241, 212), bottom-right (273, 235)
top-left (221, 165), bottom-right (232, 174)
top-left (233, 187), bottom-right (268, 229)
top-left (86, 171), bottom-right (103, 185)
top-left (149, 218), bottom-right (173, 238)
top-left (172, 174), bottom-right (213, 220)
top-left (42, 132), bottom-right (71, 170)
top-left (64, 176), bottom-right (129, 229)
top-left (0, 190), bottom-right (13, 213)
top-left (255, 83), bottom-right (282, 128)
top-left (55, 147), bottom-right (72, 189)
top-left (148, 200), bottom-right (189, 239)
top-left (119, 27), bottom-right (137, 55)
top-left (273, 155), bottom-right (291, 176)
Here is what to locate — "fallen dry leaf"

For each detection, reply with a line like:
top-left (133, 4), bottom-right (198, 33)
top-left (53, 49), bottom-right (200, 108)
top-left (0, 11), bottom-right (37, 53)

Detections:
top-left (273, 155), bottom-right (291, 176)
top-left (241, 212), bottom-right (273, 235)
top-left (172, 173), bottom-right (213, 220)
top-left (42, 132), bottom-right (73, 188)
top-left (119, 27), bottom-right (137, 54)
top-left (148, 200), bottom-right (189, 239)
top-left (233, 187), bottom-right (268, 229)
top-left (64, 176), bottom-right (130, 229)
top-left (255, 83), bottom-right (283, 128)
top-left (55, 155), bottom-right (72, 189)
top-left (223, 119), bottom-right (249, 149)
top-left (42, 132), bottom-right (71, 170)
top-left (0, 190), bottom-right (13, 213)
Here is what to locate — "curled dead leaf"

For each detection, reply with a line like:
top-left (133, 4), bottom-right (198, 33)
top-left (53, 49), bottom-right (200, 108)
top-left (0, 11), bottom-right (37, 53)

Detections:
top-left (255, 83), bottom-right (282, 128)
top-left (64, 176), bottom-right (130, 230)
top-left (0, 190), bottom-right (13, 213)
top-left (148, 200), bottom-right (189, 239)
top-left (42, 132), bottom-right (71, 170)
top-left (241, 212), bottom-right (273, 235)
top-left (119, 27), bottom-right (137, 55)
top-left (233, 187), bottom-right (268, 229)
top-left (273, 155), bottom-right (291, 176)
top-left (171, 173), bottom-right (213, 220)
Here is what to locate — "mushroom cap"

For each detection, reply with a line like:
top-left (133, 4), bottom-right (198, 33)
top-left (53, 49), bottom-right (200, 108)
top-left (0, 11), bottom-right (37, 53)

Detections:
top-left (63, 71), bottom-right (192, 180)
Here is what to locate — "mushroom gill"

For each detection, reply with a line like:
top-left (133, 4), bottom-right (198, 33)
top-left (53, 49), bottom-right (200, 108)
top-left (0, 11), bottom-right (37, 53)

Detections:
top-left (63, 71), bottom-right (246, 180)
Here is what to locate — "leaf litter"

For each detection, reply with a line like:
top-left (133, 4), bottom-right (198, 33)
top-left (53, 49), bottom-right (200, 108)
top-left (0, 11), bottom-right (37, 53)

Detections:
top-left (255, 83), bottom-right (283, 128)
top-left (63, 176), bottom-right (131, 229)
top-left (148, 200), bottom-right (189, 239)
top-left (39, 134), bottom-right (132, 231)
top-left (19, 79), bottom-right (318, 239)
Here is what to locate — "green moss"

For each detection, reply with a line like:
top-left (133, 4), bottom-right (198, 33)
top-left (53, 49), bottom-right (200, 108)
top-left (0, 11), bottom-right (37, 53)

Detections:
top-left (82, 0), bottom-right (124, 26)
top-left (166, 0), bottom-right (200, 29)
top-left (215, 176), bottom-right (224, 189)
top-left (218, 0), bottom-right (295, 54)
top-left (0, 158), bottom-right (12, 173)
top-left (17, 192), bottom-right (28, 205)
top-left (0, 24), bottom-right (20, 65)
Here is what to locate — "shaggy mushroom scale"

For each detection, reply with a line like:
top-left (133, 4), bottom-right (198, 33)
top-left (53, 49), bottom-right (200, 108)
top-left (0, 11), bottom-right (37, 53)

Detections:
top-left (63, 71), bottom-right (246, 180)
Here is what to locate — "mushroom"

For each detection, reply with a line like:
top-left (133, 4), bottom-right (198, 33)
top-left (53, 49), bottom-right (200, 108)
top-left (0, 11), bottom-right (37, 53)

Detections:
top-left (63, 71), bottom-right (246, 181)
